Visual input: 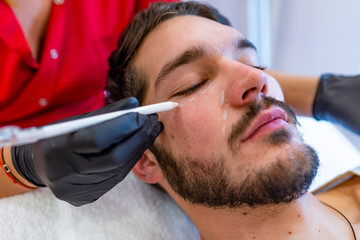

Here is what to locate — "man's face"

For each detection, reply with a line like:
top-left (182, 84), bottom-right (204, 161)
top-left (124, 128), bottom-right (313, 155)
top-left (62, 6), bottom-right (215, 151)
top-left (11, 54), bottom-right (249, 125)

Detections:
top-left (133, 15), bottom-right (318, 208)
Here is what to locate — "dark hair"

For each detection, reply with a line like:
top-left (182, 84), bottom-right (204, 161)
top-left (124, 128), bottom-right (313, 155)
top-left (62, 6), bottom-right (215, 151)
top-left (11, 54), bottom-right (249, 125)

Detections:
top-left (106, 1), bottom-right (231, 104)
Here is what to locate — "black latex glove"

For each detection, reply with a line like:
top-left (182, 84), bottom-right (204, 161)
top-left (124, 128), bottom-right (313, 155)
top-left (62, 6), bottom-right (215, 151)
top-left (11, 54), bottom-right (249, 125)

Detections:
top-left (313, 74), bottom-right (360, 135)
top-left (11, 97), bottom-right (163, 206)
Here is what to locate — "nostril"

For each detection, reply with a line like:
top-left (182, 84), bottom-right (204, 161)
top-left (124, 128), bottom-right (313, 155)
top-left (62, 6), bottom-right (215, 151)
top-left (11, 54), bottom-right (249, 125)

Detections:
top-left (242, 87), bottom-right (256, 99)
top-left (260, 84), bottom-right (268, 96)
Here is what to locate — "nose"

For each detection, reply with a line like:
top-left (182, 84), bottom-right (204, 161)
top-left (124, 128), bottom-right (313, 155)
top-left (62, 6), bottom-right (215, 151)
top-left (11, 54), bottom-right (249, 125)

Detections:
top-left (228, 63), bottom-right (268, 107)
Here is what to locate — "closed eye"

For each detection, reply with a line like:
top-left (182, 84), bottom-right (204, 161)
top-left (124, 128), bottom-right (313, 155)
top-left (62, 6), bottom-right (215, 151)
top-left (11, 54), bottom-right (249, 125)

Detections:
top-left (171, 65), bottom-right (265, 98)
top-left (172, 79), bottom-right (209, 97)
top-left (253, 65), bottom-right (266, 71)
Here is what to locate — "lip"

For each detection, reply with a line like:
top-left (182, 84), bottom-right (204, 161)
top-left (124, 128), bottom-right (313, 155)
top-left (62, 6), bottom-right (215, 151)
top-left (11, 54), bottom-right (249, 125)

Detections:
top-left (240, 107), bottom-right (289, 143)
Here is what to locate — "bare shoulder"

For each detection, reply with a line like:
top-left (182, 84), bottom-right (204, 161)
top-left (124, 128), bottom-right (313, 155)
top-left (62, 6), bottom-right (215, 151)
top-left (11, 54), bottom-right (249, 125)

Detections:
top-left (352, 223), bottom-right (360, 238)
top-left (315, 176), bottom-right (360, 224)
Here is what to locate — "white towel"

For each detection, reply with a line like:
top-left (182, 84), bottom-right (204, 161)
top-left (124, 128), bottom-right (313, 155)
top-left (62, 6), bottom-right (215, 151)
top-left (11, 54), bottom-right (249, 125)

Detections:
top-left (0, 173), bottom-right (200, 240)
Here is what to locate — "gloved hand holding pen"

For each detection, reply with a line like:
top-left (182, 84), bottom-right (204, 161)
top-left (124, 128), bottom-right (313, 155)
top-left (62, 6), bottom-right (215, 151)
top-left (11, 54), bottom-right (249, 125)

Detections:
top-left (6, 97), bottom-right (163, 206)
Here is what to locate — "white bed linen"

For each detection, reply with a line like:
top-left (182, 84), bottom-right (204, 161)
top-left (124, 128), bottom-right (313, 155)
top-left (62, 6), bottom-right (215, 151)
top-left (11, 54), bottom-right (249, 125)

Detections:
top-left (0, 173), bottom-right (199, 240)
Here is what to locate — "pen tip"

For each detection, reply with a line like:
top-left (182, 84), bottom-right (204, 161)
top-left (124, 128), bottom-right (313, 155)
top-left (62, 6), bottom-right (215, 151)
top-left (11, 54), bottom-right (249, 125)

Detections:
top-left (172, 102), bottom-right (179, 108)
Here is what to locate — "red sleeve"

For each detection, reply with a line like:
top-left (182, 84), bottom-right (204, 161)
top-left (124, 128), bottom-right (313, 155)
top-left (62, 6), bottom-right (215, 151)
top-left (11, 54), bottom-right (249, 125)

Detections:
top-left (135, 0), bottom-right (180, 13)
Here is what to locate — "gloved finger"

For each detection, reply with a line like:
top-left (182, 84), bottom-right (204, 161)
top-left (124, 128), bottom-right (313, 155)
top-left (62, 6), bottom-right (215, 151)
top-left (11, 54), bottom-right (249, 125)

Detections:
top-left (48, 167), bottom-right (121, 185)
top-left (57, 170), bottom-right (133, 206)
top-left (70, 114), bottom-right (162, 173)
top-left (69, 112), bottom-right (155, 153)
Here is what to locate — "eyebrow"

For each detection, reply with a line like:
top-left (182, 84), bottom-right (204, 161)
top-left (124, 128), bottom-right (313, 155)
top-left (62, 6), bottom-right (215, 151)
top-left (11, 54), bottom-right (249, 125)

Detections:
top-left (154, 37), bottom-right (257, 89)
top-left (235, 38), bottom-right (257, 52)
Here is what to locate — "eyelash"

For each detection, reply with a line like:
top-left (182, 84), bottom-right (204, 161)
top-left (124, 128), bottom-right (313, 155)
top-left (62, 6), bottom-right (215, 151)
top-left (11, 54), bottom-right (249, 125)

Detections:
top-left (253, 65), bottom-right (267, 71)
top-left (172, 65), bottom-right (267, 97)
top-left (173, 79), bottom-right (209, 97)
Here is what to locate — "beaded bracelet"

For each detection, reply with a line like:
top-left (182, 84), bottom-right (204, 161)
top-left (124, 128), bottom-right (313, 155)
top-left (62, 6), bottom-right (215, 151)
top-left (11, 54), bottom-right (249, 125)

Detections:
top-left (0, 147), bottom-right (37, 189)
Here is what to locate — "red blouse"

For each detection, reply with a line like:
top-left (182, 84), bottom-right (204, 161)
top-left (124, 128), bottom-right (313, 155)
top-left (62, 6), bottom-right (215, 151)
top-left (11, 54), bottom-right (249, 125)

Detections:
top-left (0, 0), bottom-right (177, 128)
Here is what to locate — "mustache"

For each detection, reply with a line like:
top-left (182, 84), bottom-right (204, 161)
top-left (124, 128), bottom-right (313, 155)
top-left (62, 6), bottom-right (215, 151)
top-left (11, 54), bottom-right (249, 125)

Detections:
top-left (228, 96), bottom-right (298, 148)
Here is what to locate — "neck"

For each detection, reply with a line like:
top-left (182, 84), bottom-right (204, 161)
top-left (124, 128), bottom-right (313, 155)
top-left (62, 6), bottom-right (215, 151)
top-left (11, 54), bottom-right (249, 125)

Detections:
top-left (175, 193), bottom-right (354, 240)
top-left (9, 0), bottom-right (52, 61)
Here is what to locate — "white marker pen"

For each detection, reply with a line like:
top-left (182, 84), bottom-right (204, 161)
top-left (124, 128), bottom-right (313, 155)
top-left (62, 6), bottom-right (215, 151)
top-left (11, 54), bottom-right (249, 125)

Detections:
top-left (0, 101), bottom-right (178, 147)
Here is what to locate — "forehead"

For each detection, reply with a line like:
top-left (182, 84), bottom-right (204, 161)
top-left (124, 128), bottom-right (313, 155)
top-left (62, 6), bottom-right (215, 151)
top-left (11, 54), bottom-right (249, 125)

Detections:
top-left (132, 15), bottom-right (244, 93)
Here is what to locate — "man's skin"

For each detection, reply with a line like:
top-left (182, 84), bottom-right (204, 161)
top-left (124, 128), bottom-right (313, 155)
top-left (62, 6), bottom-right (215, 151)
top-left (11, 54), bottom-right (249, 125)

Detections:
top-left (128, 15), bottom-right (360, 239)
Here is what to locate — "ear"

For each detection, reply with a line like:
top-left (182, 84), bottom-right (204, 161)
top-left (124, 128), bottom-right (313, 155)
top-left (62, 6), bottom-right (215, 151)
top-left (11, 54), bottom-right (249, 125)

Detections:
top-left (132, 149), bottom-right (163, 184)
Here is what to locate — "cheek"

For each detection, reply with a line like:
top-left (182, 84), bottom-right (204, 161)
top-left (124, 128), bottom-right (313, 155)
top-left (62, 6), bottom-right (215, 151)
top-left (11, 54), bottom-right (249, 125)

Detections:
top-left (266, 76), bottom-right (284, 101)
top-left (158, 98), bottom-right (223, 156)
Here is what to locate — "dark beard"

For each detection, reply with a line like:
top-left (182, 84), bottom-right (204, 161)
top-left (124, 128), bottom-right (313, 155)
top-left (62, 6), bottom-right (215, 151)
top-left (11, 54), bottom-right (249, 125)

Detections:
top-left (150, 97), bottom-right (319, 208)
